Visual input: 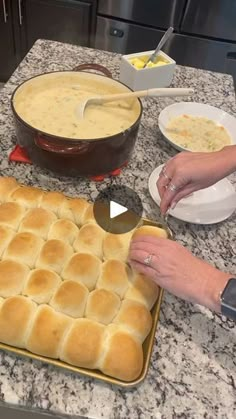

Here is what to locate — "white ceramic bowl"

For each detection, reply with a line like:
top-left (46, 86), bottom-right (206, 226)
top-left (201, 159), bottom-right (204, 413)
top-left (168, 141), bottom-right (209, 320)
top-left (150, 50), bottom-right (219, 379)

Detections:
top-left (158, 102), bottom-right (236, 152)
top-left (119, 50), bottom-right (176, 91)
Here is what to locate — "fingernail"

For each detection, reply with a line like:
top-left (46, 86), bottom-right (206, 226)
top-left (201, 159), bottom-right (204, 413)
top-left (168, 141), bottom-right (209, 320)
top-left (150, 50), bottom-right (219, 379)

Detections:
top-left (171, 201), bottom-right (177, 210)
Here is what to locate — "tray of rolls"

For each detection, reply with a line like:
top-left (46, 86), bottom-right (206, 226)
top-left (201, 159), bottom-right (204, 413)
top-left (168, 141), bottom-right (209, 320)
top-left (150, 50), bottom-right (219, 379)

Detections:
top-left (0, 177), bottom-right (171, 387)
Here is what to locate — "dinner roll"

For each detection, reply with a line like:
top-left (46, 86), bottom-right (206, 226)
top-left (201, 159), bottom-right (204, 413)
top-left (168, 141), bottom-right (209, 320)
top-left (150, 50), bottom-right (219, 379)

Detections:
top-left (50, 280), bottom-right (89, 318)
top-left (61, 318), bottom-right (105, 369)
top-left (26, 305), bottom-right (72, 358)
top-left (59, 198), bottom-right (90, 226)
top-left (3, 232), bottom-right (44, 268)
top-left (103, 232), bottom-right (131, 262)
top-left (96, 260), bottom-right (130, 298)
top-left (101, 324), bottom-right (143, 382)
top-left (132, 225), bottom-right (168, 240)
top-left (36, 239), bottom-right (73, 273)
top-left (0, 202), bottom-right (25, 230)
top-left (23, 269), bottom-right (61, 304)
top-left (19, 208), bottom-right (57, 239)
top-left (0, 260), bottom-right (29, 297)
top-left (125, 272), bottom-right (159, 309)
top-left (0, 296), bottom-right (36, 348)
top-left (9, 186), bottom-right (44, 208)
top-left (73, 223), bottom-right (105, 259)
top-left (85, 289), bottom-right (120, 325)
top-left (0, 226), bottom-right (14, 257)
top-left (113, 299), bottom-right (152, 343)
top-left (0, 177), bottom-right (19, 202)
top-left (48, 219), bottom-right (79, 244)
top-left (40, 191), bottom-right (66, 215)
top-left (62, 252), bottom-right (101, 291)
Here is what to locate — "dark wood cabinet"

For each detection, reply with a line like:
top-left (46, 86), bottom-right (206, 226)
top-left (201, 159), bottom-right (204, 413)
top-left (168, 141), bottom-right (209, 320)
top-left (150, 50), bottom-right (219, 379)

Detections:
top-left (0, 0), bottom-right (17, 80)
top-left (23, 0), bottom-right (92, 52)
top-left (0, 0), bottom-right (96, 82)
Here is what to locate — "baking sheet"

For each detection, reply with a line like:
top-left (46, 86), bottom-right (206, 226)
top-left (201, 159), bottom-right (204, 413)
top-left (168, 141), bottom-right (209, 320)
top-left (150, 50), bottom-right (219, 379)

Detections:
top-left (0, 218), bottom-right (171, 387)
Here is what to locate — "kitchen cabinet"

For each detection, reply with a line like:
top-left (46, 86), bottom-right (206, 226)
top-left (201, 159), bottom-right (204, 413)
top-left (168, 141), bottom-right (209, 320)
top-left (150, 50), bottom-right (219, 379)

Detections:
top-left (0, 0), bottom-right (17, 80)
top-left (0, 0), bottom-right (96, 82)
top-left (23, 0), bottom-right (93, 53)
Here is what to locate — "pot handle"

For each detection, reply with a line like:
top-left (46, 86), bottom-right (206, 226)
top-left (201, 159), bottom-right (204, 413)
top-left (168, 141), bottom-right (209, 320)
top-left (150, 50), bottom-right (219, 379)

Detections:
top-left (35, 136), bottom-right (90, 155)
top-left (73, 63), bottom-right (113, 78)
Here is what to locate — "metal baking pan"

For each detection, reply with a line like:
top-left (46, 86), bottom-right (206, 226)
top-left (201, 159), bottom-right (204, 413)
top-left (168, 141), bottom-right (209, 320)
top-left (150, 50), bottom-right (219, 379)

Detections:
top-left (0, 218), bottom-right (171, 388)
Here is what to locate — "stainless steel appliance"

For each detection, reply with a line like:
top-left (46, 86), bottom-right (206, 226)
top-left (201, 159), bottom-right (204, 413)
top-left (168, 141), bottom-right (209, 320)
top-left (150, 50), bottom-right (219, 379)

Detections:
top-left (95, 0), bottom-right (236, 87)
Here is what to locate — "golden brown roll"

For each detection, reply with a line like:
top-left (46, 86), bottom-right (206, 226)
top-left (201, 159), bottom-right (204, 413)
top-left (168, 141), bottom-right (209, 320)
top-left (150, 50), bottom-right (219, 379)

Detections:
top-left (19, 208), bottom-right (57, 239)
top-left (73, 223), bottom-right (105, 259)
top-left (50, 280), bottom-right (89, 318)
top-left (40, 191), bottom-right (66, 215)
top-left (82, 203), bottom-right (96, 224)
top-left (9, 186), bottom-right (44, 208)
top-left (132, 225), bottom-right (168, 240)
top-left (113, 299), bottom-right (152, 343)
top-left (3, 232), bottom-right (44, 268)
top-left (103, 232), bottom-right (131, 262)
top-left (125, 272), bottom-right (159, 309)
top-left (23, 269), bottom-right (61, 304)
top-left (59, 198), bottom-right (90, 226)
top-left (26, 305), bottom-right (72, 358)
top-left (0, 295), bottom-right (36, 348)
top-left (48, 219), bottom-right (79, 245)
top-left (0, 226), bottom-right (14, 257)
top-left (36, 239), bottom-right (73, 273)
top-left (85, 289), bottom-right (120, 325)
top-left (61, 318), bottom-right (105, 369)
top-left (62, 252), bottom-right (101, 291)
top-left (0, 202), bottom-right (25, 230)
top-left (0, 260), bottom-right (29, 298)
top-left (96, 260), bottom-right (130, 298)
top-left (0, 177), bottom-right (19, 202)
top-left (100, 324), bottom-right (143, 382)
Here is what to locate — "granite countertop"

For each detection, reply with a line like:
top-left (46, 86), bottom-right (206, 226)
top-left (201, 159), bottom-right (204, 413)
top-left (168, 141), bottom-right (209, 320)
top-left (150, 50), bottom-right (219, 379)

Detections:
top-left (0, 40), bottom-right (236, 419)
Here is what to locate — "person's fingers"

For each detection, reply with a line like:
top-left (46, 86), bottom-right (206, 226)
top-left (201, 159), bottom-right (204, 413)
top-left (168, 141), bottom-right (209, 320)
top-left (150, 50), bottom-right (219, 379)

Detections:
top-left (129, 260), bottom-right (158, 282)
top-left (130, 241), bottom-right (162, 256)
top-left (157, 163), bottom-right (175, 198)
top-left (131, 235), bottom-right (167, 248)
top-left (160, 176), bottom-right (191, 214)
top-left (169, 185), bottom-right (197, 209)
top-left (129, 248), bottom-right (159, 271)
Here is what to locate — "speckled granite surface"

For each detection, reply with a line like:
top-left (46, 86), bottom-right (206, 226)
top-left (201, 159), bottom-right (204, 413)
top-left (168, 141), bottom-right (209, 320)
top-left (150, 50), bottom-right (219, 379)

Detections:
top-left (0, 40), bottom-right (235, 419)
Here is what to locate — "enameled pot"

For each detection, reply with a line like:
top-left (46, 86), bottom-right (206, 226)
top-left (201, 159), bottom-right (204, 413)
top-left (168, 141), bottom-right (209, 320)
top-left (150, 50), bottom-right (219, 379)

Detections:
top-left (11, 64), bottom-right (143, 177)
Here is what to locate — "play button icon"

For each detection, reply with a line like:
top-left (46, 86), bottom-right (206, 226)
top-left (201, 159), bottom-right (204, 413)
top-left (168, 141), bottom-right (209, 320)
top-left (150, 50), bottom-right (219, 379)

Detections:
top-left (93, 185), bottom-right (143, 234)
top-left (110, 201), bottom-right (127, 219)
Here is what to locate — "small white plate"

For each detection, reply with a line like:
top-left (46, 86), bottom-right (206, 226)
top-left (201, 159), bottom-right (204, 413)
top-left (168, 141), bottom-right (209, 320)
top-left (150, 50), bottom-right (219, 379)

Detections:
top-left (158, 102), bottom-right (236, 152)
top-left (149, 165), bottom-right (235, 224)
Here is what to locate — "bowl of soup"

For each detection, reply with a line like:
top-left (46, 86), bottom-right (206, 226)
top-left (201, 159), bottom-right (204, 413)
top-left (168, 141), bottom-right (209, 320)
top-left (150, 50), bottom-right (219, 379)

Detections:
top-left (11, 64), bottom-right (142, 176)
top-left (158, 102), bottom-right (236, 152)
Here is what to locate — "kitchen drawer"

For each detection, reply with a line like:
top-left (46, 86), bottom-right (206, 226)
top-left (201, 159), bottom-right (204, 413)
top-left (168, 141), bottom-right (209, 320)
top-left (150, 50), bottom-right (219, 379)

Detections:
top-left (181, 0), bottom-right (236, 42)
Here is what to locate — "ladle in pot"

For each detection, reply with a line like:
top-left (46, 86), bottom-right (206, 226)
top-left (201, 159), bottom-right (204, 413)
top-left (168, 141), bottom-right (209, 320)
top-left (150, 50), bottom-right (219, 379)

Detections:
top-left (75, 87), bottom-right (194, 120)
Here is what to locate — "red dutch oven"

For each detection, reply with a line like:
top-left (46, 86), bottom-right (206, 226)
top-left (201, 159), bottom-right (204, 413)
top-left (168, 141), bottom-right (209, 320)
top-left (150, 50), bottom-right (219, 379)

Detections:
top-left (11, 64), bottom-right (143, 177)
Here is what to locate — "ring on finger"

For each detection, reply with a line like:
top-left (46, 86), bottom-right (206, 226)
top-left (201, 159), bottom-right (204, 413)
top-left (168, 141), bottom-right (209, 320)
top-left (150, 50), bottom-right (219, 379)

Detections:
top-left (168, 182), bottom-right (178, 192)
top-left (143, 253), bottom-right (154, 267)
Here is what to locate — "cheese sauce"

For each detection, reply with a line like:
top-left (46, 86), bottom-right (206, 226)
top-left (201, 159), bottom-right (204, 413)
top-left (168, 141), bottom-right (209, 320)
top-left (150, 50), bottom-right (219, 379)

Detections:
top-left (13, 73), bottom-right (141, 140)
top-left (166, 114), bottom-right (232, 151)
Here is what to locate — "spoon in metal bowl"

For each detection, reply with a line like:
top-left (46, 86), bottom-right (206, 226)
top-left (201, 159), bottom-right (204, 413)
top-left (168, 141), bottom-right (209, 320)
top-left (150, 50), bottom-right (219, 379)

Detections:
top-left (75, 87), bottom-right (194, 120)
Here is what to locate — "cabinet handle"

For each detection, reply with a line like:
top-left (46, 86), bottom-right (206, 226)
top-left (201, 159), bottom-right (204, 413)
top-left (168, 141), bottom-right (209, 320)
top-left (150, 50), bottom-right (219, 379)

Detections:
top-left (18, 0), bottom-right (23, 25)
top-left (2, 0), bottom-right (7, 23)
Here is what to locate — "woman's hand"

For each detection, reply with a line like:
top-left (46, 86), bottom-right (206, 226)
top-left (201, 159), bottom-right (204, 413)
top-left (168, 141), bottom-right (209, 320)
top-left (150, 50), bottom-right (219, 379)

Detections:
top-left (157, 146), bottom-right (236, 214)
top-left (129, 236), bottom-right (231, 312)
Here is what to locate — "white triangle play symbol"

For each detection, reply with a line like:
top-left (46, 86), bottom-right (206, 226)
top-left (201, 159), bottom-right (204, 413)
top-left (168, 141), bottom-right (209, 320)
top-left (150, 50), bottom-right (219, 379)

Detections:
top-left (110, 201), bottom-right (128, 219)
